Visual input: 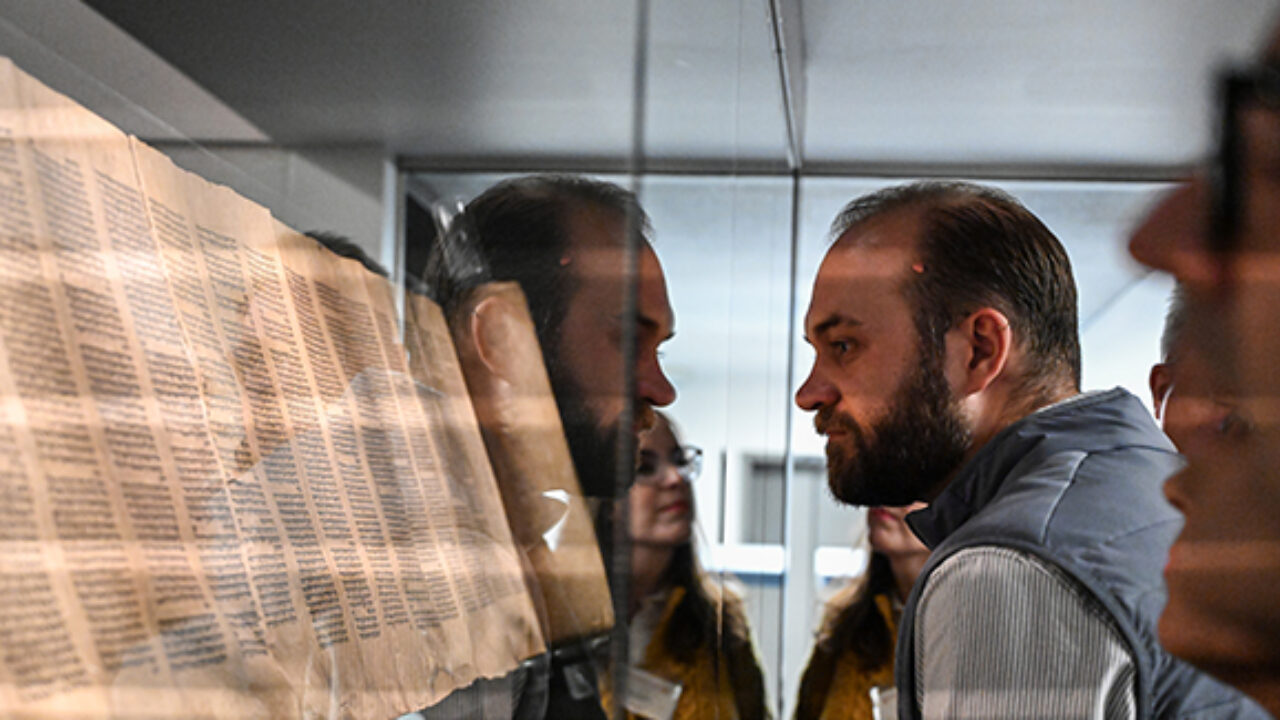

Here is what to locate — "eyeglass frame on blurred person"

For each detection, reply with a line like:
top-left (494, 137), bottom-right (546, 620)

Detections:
top-left (634, 444), bottom-right (703, 486)
top-left (1212, 62), bottom-right (1280, 252)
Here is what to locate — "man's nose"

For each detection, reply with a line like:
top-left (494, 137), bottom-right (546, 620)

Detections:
top-left (795, 365), bottom-right (836, 411)
top-left (637, 353), bottom-right (676, 408)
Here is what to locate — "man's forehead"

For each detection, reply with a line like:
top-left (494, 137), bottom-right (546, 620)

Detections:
top-left (805, 213), bottom-right (920, 330)
top-left (637, 245), bottom-right (676, 336)
top-left (562, 224), bottom-right (674, 333)
top-left (562, 206), bottom-right (630, 278)
top-left (833, 206), bottom-right (922, 255)
top-left (814, 231), bottom-right (917, 294)
top-left (824, 236), bottom-right (915, 277)
top-left (564, 202), bottom-right (629, 251)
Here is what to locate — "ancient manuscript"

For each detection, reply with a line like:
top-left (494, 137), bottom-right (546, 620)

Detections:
top-left (0, 57), bottom-right (543, 719)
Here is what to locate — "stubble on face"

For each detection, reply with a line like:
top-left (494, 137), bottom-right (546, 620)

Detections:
top-left (546, 359), bottom-right (623, 498)
top-left (816, 343), bottom-right (971, 507)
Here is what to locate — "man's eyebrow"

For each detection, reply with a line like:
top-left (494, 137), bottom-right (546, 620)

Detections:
top-left (621, 312), bottom-right (676, 342)
top-left (810, 313), bottom-right (861, 337)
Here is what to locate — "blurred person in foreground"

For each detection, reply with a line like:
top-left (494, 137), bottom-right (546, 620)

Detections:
top-left (1129, 21), bottom-right (1280, 715)
top-left (793, 503), bottom-right (929, 720)
top-left (602, 412), bottom-right (767, 720)
top-left (795, 180), bottom-right (1265, 719)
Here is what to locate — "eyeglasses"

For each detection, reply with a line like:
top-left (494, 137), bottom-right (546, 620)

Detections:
top-left (634, 445), bottom-right (703, 486)
top-left (1212, 62), bottom-right (1280, 253)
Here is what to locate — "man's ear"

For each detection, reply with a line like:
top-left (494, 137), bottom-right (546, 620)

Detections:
top-left (1149, 363), bottom-right (1172, 421)
top-left (949, 307), bottom-right (1012, 396)
top-left (468, 293), bottom-right (526, 382)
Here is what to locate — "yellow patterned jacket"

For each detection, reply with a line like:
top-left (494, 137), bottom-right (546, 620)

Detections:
top-left (602, 586), bottom-right (767, 720)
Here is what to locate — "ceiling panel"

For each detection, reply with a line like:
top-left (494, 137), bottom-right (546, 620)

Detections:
top-left (800, 0), bottom-right (1277, 172)
top-left (84, 0), bottom-right (1276, 172)
top-left (643, 0), bottom-right (791, 167)
top-left (83, 0), bottom-right (791, 168)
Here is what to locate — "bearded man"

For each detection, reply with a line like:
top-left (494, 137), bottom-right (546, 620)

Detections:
top-left (796, 181), bottom-right (1265, 720)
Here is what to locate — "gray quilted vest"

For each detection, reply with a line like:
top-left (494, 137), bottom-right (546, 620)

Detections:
top-left (894, 388), bottom-right (1269, 720)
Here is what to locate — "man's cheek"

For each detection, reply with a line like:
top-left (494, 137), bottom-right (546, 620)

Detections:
top-left (584, 393), bottom-right (625, 428)
top-left (633, 403), bottom-right (657, 433)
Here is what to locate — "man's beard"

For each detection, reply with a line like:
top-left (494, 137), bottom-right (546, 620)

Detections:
top-left (816, 357), bottom-right (971, 507)
top-left (547, 361), bottom-right (630, 499)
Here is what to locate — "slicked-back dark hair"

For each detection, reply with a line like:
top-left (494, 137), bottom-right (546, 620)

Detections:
top-left (422, 174), bottom-right (651, 359)
top-left (307, 231), bottom-right (388, 278)
top-left (831, 181), bottom-right (1081, 399)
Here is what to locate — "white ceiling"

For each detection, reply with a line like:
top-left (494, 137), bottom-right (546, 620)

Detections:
top-left (801, 0), bottom-right (1276, 173)
top-left (80, 0), bottom-right (791, 171)
top-left (78, 0), bottom-right (1279, 174)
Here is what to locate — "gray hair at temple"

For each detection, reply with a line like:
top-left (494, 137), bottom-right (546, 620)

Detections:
top-left (1160, 283), bottom-right (1190, 364)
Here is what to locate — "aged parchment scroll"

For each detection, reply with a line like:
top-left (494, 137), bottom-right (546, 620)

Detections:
top-left (0, 57), bottom-right (544, 718)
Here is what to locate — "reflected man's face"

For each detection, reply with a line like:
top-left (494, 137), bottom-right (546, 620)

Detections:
top-left (549, 206), bottom-right (677, 497)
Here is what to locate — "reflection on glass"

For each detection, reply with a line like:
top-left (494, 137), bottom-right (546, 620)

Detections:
top-left (793, 504), bottom-right (926, 720)
top-left (605, 412), bottom-right (766, 720)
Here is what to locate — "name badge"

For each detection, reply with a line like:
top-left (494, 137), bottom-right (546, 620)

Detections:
top-left (624, 667), bottom-right (682, 720)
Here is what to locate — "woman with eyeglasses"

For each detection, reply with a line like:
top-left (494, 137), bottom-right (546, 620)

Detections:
top-left (603, 411), bottom-right (769, 720)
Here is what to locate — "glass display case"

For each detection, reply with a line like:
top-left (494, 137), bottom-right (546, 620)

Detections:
top-left (0, 1), bottom-right (1269, 718)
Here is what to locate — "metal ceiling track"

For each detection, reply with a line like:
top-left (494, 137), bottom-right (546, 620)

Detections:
top-left (767, 0), bottom-right (805, 171)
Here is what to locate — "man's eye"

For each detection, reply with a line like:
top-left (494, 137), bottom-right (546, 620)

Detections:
top-left (831, 339), bottom-right (853, 355)
top-left (1217, 408), bottom-right (1255, 440)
